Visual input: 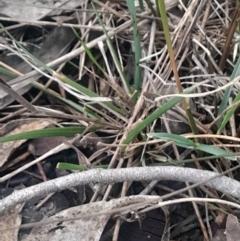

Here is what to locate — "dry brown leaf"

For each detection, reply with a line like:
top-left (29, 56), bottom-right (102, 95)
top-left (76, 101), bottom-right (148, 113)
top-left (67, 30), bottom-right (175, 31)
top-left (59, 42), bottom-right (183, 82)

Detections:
top-left (99, 78), bottom-right (111, 97)
top-left (226, 214), bottom-right (240, 241)
top-left (0, 118), bottom-right (57, 167)
top-left (0, 202), bottom-right (24, 241)
top-left (212, 229), bottom-right (226, 241)
top-left (0, 0), bottom-right (85, 21)
top-left (28, 137), bottom-right (66, 157)
top-left (0, 27), bottom-right (76, 108)
top-left (215, 212), bottom-right (227, 227)
top-left (20, 196), bottom-right (150, 241)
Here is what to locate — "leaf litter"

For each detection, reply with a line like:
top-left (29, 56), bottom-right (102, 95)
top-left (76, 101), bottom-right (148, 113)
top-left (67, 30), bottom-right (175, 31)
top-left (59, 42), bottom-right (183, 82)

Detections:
top-left (0, 118), bottom-right (58, 167)
top-left (0, 0), bottom-right (240, 240)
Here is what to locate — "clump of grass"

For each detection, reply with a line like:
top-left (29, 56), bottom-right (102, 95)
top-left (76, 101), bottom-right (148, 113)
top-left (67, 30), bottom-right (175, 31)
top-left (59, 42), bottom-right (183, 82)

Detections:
top-left (0, 2), bottom-right (240, 239)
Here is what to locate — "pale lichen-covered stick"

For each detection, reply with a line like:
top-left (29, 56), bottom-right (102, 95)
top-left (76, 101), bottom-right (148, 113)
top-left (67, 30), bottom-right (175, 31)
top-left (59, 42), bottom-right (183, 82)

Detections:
top-left (0, 166), bottom-right (240, 213)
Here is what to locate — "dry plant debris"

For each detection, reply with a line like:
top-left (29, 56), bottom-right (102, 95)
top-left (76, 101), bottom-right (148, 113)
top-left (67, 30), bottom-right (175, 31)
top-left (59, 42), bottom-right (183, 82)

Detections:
top-left (0, 202), bottom-right (24, 241)
top-left (19, 195), bottom-right (151, 241)
top-left (0, 118), bottom-right (58, 167)
top-left (0, 0), bottom-right (240, 240)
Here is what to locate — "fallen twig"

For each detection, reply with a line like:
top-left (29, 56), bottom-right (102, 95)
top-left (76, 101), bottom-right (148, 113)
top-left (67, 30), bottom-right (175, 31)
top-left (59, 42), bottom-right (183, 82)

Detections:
top-left (0, 166), bottom-right (240, 213)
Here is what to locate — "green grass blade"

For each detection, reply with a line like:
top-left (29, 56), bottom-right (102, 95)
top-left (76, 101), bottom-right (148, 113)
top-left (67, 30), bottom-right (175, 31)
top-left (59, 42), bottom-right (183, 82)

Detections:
top-left (144, 0), bottom-right (158, 16)
top-left (57, 163), bottom-right (108, 171)
top-left (71, 28), bottom-right (105, 74)
top-left (0, 24), bottom-right (53, 74)
top-left (138, 0), bottom-right (144, 9)
top-left (0, 67), bottom-right (17, 78)
top-left (148, 133), bottom-right (197, 148)
top-left (32, 82), bottom-right (101, 119)
top-left (156, 0), bottom-right (199, 137)
top-left (83, 106), bottom-right (103, 119)
top-left (126, 0), bottom-right (142, 101)
top-left (217, 57), bottom-right (240, 128)
top-left (196, 143), bottom-right (235, 160)
top-left (122, 96), bottom-right (183, 147)
top-left (91, 2), bottom-right (132, 95)
top-left (148, 133), bottom-right (235, 161)
top-left (122, 86), bottom-right (196, 150)
top-left (0, 126), bottom-right (92, 143)
top-left (0, 24), bottom-right (124, 116)
top-left (217, 92), bottom-right (240, 134)
top-left (148, 152), bottom-right (240, 166)
top-left (57, 75), bottom-right (126, 115)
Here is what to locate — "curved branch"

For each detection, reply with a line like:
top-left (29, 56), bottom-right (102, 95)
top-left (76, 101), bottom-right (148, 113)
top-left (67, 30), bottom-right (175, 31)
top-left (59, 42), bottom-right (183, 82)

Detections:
top-left (0, 166), bottom-right (239, 213)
